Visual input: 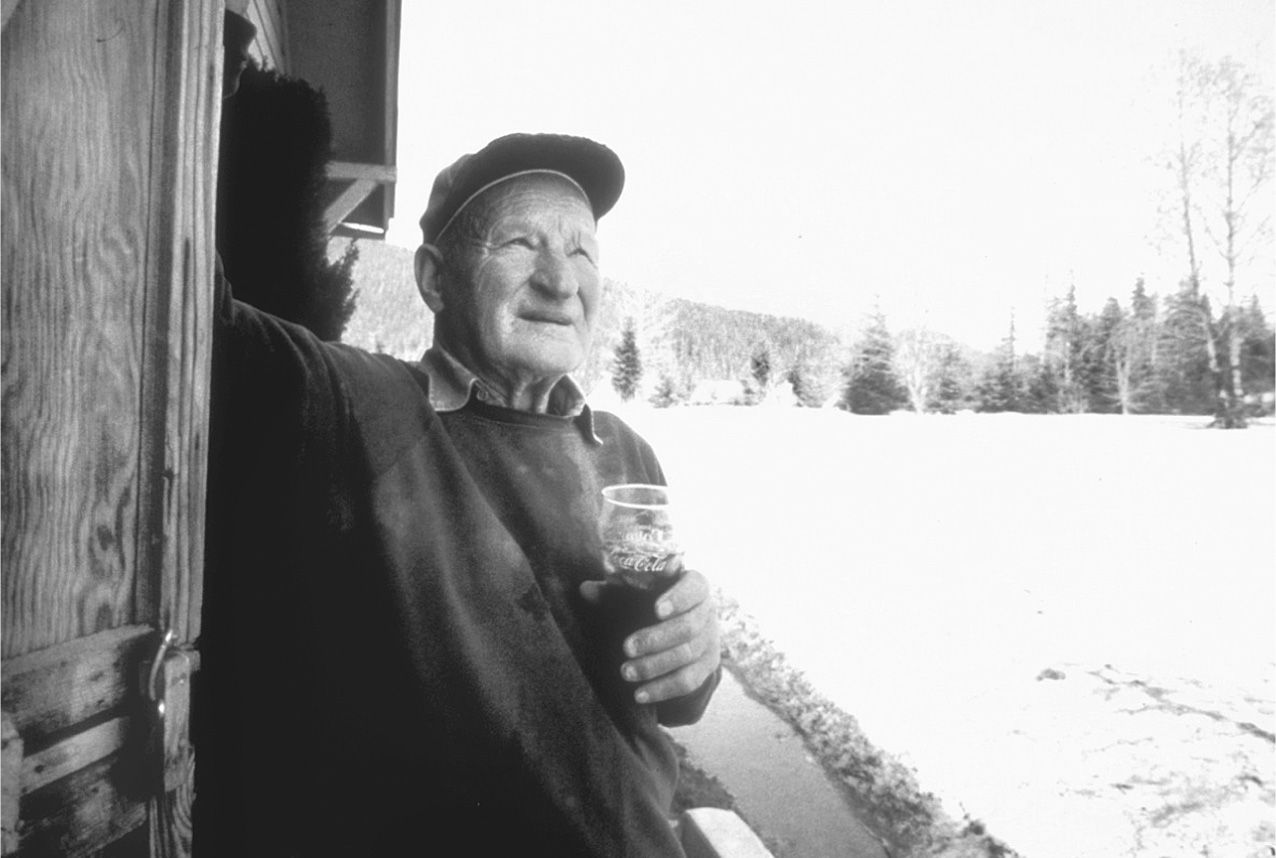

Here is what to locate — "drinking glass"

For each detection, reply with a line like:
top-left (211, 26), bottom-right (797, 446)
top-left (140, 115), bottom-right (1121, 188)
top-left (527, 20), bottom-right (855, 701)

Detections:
top-left (598, 483), bottom-right (684, 593)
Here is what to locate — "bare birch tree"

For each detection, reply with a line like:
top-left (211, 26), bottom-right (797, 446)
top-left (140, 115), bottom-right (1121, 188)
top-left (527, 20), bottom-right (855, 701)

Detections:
top-left (1108, 312), bottom-right (1139, 414)
top-left (1167, 53), bottom-right (1275, 427)
top-left (893, 328), bottom-right (939, 413)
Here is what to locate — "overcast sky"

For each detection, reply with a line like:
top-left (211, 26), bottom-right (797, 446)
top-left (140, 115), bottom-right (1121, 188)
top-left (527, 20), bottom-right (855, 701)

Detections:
top-left (385, 0), bottom-right (1274, 351)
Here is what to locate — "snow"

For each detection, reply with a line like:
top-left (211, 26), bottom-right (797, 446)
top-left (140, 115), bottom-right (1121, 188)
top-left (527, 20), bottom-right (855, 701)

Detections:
top-left (613, 405), bottom-right (1276, 857)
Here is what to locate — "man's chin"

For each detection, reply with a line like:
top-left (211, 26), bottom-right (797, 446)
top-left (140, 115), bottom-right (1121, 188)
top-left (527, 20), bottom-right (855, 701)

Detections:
top-left (510, 350), bottom-right (586, 383)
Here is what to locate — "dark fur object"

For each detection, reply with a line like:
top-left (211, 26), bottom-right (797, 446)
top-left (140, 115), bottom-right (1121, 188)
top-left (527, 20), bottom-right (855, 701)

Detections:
top-left (217, 60), bottom-right (357, 341)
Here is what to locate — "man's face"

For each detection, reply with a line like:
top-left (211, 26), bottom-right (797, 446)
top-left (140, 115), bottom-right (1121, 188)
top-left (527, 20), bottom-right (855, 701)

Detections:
top-left (436, 174), bottom-right (601, 394)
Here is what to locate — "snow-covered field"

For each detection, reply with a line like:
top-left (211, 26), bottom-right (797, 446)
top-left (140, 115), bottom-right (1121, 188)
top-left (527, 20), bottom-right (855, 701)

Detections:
top-left (612, 404), bottom-right (1275, 858)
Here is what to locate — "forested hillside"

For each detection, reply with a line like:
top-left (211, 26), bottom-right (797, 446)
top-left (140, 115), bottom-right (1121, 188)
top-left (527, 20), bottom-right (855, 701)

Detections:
top-left (329, 237), bottom-right (432, 357)
top-left (581, 280), bottom-right (844, 403)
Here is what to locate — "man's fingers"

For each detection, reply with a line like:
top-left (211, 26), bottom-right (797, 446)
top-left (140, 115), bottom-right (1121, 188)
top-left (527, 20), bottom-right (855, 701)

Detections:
top-left (623, 638), bottom-right (704, 683)
top-left (623, 596), bottom-right (712, 659)
top-left (593, 567), bottom-right (721, 705)
top-left (633, 657), bottom-right (718, 705)
top-left (651, 569), bottom-right (708, 620)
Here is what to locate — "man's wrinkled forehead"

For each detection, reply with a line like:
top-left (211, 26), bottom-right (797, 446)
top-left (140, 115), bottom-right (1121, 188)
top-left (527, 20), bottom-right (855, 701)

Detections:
top-left (439, 170), bottom-right (592, 242)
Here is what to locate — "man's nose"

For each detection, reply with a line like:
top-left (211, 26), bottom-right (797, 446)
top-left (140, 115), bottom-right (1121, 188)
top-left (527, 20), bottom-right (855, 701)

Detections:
top-left (529, 248), bottom-right (578, 299)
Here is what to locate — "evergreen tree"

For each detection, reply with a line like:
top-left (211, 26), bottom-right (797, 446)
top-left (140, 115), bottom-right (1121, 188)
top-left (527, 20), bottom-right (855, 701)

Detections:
top-left (648, 373), bottom-right (680, 408)
top-left (1019, 354), bottom-right (1053, 413)
top-left (839, 311), bottom-right (907, 414)
top-left (750, 344), bottom-right (772, 393)
top-left (1239, 296), bottom-right (1275, 407)
top-left (1091, 297), bottom-right (1125, 413)
top-left (786, 364), bottom-right (827, 408)
top-left (926, 341), bottom-right (973, 414)
top-left (975, 313), bottom-right (1024, 412)
top-left (611, 319), bottom-right (643, 401)
top-left (217, 60), bottom-right (357, 340)
top-left (1024, 354), bottom-right (1058, 413)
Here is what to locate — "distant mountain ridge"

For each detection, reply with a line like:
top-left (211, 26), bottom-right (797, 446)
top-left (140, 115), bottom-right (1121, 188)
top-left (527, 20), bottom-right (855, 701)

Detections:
top-left (331, 237), bottom-right (845, 398)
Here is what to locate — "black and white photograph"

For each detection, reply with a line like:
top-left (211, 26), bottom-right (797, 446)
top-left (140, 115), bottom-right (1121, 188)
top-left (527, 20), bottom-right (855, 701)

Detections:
top-left (2, 1), bottom-right (1272, 856)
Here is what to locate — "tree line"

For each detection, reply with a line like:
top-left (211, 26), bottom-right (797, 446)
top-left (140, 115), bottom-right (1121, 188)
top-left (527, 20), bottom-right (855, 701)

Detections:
top-left (592, 277), bottom-right (1275, 419)
top-left (841, 281), bottom-right (1275, 417)
top-left (597, 52), bottom-right (1275, 426)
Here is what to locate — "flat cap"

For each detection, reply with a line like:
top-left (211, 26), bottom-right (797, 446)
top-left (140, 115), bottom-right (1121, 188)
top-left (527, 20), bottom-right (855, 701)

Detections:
top-left (418, 133), bottom-right (625, 244)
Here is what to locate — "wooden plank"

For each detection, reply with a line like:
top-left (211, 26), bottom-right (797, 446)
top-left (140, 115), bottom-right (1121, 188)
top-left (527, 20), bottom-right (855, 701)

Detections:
top-left (3, 634), bottom-right (200, 852)
top-left (323, 178), bottom-right (378, 234)
top-left (245, 0), bottom-right (284, 70)
top-left (2, 711), bottom-right (20, 855)
top-left (4, 634), bottom-right (201, 852)
top-left (380, 0), bottom-right (400, 225)
top-left (98, 825), bottom-right (148, 857)
top-left (134, 4), bottom-right (218, 853)
top-left (328, 160), bottom-right (397, 183)
top-left (149, 778), bottom-right (195, 858)
top-left (143, 650), bottom-right (195, 857)
top-left (19, 752), bottom-right (147, 858)
top-left (1, 0), bottom-right (21, 31)
top-left (274, 0), bottom-right (290, 70)
top-left (1, 626), bottom-right (150, 746)
top-left (383, 0), bottom-right (400, 155)
top-left (132, 649), bottom-right (195, 794)
top-left (1, 0), bottom-right (155, 659)
top-left (131, 0), bottom-right (219, 644)
top-left (140, 644), bottom-right (199, 858)
top-left (21, 716), bottom-right (131, 797)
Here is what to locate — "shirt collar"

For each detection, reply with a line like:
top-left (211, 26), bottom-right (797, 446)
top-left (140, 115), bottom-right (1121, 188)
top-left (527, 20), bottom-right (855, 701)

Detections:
top-left (420, 346), bottom-right (602, 445)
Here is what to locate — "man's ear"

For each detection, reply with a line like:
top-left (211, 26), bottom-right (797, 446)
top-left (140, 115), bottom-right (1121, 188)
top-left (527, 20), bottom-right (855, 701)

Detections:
top-left (415, 244), bottom-right (446, 313)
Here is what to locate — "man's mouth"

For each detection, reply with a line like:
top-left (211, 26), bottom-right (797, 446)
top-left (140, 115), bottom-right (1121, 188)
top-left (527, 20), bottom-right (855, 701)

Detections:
top-left (522, 311), bottom-right (574, 326)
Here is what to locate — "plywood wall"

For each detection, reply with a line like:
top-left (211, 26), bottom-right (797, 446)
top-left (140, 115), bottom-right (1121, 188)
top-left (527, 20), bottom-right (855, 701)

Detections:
top-left (2, 0), bottom-right (218, 657)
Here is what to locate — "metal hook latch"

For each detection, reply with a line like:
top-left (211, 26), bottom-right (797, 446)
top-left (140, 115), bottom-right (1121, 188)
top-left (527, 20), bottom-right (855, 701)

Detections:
top-left (139, 628), bottom-right (194, 794)
top-left (145, 629), bottom-right (177, 711)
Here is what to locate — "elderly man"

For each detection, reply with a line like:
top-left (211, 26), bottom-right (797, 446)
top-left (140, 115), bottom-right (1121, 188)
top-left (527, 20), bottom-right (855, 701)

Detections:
top-left (196, 133), bottom-right (721, 856)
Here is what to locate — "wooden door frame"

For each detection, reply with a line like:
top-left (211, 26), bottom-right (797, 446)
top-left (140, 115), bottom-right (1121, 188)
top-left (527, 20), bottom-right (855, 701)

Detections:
top-left (2, 0), bottom-right (222, 854)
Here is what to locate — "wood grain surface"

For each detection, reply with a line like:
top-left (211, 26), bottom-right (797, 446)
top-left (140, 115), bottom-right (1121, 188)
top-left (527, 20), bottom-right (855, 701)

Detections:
top-left (3, 0), bottom-right (219, 852)
top-left (3, 0), bottom-right (215, 651)
top-left (1, 625), bottom-right (151, 746)
top-left (21, 716), bottom-right (132, 797)
top-left (18, 752), bottom-right (147, 857)
top-left (2, 0), bottom-right (157, 658)
top-left (132, 0), bottom-right (219, 647)
top-left (1, 712), bottom-right (20, 854)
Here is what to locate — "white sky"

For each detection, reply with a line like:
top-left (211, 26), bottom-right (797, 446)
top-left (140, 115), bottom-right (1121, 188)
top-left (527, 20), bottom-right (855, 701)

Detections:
top-left (385, 0), bottom-right (1275, 351)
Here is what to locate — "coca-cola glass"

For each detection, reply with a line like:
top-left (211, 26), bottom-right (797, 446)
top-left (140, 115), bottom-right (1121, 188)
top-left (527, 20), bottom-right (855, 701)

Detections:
top-left (598, 483), bottom-right (684, 594)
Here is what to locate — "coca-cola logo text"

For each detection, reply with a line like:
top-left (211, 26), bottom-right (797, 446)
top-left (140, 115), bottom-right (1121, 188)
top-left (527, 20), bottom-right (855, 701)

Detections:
top-left (612, 551), bottom-right (679, 573)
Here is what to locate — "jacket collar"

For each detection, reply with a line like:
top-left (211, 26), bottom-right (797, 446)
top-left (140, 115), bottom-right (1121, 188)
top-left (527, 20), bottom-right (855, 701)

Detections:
top-left (419, 346), bottom-right (602, 444)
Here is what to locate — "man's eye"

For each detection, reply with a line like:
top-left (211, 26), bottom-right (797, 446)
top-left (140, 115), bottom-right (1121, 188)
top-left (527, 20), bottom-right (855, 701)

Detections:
top-left (571, 247), bottom-right (595, 263)
top-left (505, 237), bottom-right (535, 249)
